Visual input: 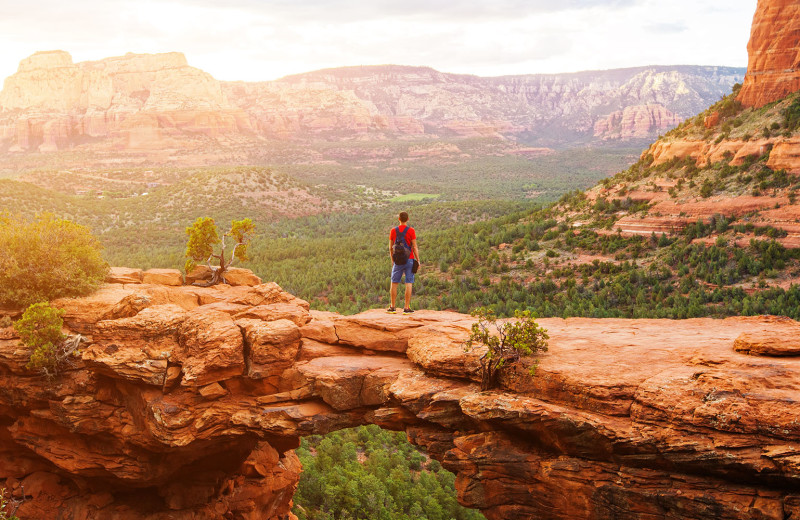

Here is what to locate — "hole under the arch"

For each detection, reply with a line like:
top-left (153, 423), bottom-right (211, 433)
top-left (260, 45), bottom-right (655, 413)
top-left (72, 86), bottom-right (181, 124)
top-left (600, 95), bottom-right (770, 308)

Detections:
top-left (293, 425), bottom-right (486, 520)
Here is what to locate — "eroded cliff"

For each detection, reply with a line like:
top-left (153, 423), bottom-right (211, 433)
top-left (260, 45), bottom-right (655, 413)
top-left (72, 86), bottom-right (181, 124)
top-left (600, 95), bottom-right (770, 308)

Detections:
top-left (0, 50), bottom-right (251, 153)
top-left (0, 50), bottom-right (743, 156)
top-left (737, 0), bottom-right (800, 108)
top-left (1, 269), bottom-right (799, 519)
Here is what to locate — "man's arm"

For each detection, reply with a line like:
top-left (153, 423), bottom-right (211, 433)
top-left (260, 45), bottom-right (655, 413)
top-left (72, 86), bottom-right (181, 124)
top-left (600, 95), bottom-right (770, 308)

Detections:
top-left (412, 239), bottom-right (420, 263)
top-left (389, 240), bottom-right (394, 263)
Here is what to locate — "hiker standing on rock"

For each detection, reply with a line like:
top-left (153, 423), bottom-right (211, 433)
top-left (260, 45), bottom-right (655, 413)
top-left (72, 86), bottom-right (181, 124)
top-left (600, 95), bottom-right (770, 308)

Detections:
top-left (388, 211), bottom-right (420, 315)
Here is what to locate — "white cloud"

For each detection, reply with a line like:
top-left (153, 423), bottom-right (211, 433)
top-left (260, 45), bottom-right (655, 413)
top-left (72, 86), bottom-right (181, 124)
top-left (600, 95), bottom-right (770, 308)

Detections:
top-left (0, 0), bottom-right (755, 82)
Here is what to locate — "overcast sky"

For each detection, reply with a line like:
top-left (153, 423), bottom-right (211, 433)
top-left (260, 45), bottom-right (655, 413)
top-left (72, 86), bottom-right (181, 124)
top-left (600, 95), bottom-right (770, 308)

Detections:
top-left (0, 0), bottom-right (756, 82)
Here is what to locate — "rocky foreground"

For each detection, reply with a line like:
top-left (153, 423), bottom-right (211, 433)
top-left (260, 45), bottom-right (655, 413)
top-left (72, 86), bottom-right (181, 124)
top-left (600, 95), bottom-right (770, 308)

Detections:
top-left (1, 268), bottom-right (799, 519)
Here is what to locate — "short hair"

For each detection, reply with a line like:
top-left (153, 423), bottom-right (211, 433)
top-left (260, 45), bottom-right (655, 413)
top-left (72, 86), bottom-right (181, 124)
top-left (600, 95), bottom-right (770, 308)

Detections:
top-left (399, 211), bottom-right (409, 223)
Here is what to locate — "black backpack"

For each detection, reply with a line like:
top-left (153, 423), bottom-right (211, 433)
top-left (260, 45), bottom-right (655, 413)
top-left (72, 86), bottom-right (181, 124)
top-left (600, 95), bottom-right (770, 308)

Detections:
top-left (392, 226), bottom-right (412, 265)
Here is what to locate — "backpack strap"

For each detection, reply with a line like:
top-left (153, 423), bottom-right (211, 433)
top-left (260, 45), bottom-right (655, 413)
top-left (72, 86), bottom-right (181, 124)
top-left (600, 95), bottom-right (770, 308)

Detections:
top-left (395, 226), bottom-right (411, 246)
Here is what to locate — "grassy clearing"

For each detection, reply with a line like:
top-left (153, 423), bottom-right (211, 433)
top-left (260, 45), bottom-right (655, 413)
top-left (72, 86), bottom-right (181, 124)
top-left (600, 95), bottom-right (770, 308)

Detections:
top-left (390, 193), bottom-right (440, 202)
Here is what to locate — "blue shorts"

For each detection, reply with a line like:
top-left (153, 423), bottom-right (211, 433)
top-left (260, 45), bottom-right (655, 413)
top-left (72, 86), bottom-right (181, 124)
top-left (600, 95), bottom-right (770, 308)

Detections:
top-left (391, 260), bottom-right (415, 284)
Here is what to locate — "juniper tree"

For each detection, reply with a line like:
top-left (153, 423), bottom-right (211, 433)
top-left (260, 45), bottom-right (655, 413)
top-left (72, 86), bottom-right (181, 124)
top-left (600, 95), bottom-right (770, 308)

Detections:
top-left (185, 217), bottom-right (255, 286)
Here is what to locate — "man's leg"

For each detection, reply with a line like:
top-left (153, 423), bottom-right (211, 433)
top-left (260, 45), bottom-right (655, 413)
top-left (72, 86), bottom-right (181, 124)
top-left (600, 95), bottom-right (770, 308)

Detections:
top-left (404, 282), bottom-right (412, 309)
top-left (391, 282), bottom-right (399, 308)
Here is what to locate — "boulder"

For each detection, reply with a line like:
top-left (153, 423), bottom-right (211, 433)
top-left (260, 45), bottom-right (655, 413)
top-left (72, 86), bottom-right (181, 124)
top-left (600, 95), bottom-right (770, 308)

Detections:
top-left (237, 318), bottom-right (301, 379)
top-left (406, 324), bottom-right (482, 381)
top-left (734, 324), bottom-right (800, 356)
top-left (82, 304), bottom-right (187, 384)
top-left (296, 355), bottom-right (416, 410)
top-left (222, 268), bottom-right (262, 287)
top-left (141, 268), bottom-right (184, 286)
top-left (234, 302), bottom-right (311, 327)
top-left (184, 265), bottom-right (213, 285)
top-left (334, 309), bottom-right (425, 352)
top-left (53, 284), bottom-right (136, 334)
top-left (176, 308), bottom-right (245, 386)
top-left (199, 382), bottom-right (228, 400)
top-left (105, 267), bottom-right (142, 284)
top-left (297, 339), bottom-right (361, 361)
top-left (300, 317), bottom-right (339, 344)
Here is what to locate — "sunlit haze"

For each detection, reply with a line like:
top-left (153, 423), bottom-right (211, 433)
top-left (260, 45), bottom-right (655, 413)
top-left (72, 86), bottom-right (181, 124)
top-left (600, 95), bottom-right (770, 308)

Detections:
top-left (0, 0), bottom-right (754, 81)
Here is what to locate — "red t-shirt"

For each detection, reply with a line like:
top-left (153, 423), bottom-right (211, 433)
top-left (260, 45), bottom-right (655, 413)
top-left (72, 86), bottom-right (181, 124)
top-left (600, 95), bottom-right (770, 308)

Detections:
top-left (390, 225), bottom-right (416, 260)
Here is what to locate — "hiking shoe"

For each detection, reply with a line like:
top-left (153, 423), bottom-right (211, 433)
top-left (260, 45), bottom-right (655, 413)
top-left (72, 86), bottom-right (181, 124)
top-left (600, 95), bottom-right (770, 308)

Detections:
top-left (387, 307), bottom-right (397, 314)
top-left (403, 308), bottom-right (414, 314)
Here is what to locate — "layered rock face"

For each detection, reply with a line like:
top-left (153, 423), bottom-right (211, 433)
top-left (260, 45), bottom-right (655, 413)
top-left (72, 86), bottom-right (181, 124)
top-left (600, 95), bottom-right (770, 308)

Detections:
top-left (0, 51), bottom-right (743, 155)
top-left (247, 65), bottom-right (742, 142)
top-left (593, 104), bottom-right (682, 139)
top-left (1, 271), bottom-right (799, 519)
top-left (737, 0), bottom-right (800, 108)
top-left (0, 51), bottom-right (251, 152)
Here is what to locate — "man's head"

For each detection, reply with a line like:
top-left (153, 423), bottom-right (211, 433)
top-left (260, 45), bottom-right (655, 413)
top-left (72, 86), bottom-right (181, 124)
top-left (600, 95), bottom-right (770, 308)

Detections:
top-left (399, 211), bottom-right (409, 223)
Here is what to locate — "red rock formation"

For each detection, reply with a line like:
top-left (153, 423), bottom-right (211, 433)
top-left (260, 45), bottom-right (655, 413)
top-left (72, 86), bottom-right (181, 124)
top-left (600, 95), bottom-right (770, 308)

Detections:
top-left (0, 54), bottom-right (743, 160)
top-left (2, 273), bottom-right (800, 519)
top-left (703, 111), bottom-right (720, 128)
top-left (593, 104), bottom-right (682, 140)
top-left (645, 137), bottom-right (782, 169)
top-left (737, 0), bottom-right (800, 108)
top-left (0, 51), bottom-right (252, 152)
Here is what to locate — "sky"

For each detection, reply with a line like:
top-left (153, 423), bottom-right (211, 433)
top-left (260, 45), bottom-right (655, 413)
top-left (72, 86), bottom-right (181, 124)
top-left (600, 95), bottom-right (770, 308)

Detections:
top-left (0, 0), bottom-right (756, 82)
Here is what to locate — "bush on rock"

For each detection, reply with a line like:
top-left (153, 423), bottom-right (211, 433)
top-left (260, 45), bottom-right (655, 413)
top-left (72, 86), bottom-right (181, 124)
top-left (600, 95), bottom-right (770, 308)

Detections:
top-left (0, 213), bottom-right (108, 307)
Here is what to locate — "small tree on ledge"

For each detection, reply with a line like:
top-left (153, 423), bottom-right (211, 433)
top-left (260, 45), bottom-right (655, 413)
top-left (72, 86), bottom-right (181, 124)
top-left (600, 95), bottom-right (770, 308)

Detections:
top-left (463, 307), bottom-right (549, 391)
top-left (185, 217), bottom-right (255, 286)
top-left (1, 486), bottom-right (22, 520)
top-left (15, 302), bottom-right (85, 379)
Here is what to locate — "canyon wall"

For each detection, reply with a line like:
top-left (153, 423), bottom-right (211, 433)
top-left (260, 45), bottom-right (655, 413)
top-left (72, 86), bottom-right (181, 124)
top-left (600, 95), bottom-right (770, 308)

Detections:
top-left (593, 104), bottom-right (682, 140)
top-left (256, 64), bottom-right (743, 142)
top-left (1, 271), bottom-right (799, 519)
top-left (0, 50), bottom-right (252, 153)
top-left (737, 0), bottom-right (800, 108)
top-left (0, 51), bottom-right (743, 155)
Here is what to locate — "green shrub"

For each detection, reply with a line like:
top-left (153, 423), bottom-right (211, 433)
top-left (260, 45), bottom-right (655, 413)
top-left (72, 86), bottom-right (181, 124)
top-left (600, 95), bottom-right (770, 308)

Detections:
top-left (464, 307), bottom-right (549, 390)
top-left (14, 302), bottom-right (71, 377)
top-left (700, 180), bottom-right (715, 198)
top-left (0, 487), bottom-right (20, 520)
top-left (184, 217), bottom-right (255, 284)
top-left (782, 95), bottom-right (800, 132)
top-left (0, 214), bottom-right (108, 308)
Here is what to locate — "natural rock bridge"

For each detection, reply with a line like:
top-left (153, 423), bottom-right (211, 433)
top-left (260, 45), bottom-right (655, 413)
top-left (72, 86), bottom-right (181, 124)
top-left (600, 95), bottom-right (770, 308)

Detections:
top-left (1, 269), bottom-right (799, 519)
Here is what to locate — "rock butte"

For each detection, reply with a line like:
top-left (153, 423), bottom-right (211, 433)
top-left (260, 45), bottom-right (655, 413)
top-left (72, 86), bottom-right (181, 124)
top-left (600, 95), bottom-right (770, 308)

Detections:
top-left (642, 0), bottom-right (800, 173)
top-left (1, 269), bottom-right (799, 519)
top-left (737, 0), bottom-right (800, 108)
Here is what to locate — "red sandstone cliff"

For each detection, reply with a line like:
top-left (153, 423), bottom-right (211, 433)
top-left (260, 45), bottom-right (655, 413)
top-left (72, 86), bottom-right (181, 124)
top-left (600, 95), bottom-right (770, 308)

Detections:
top-left (1, 270), bottom-right (799, 519)
top-left (0, 51), bottom-right (253, 152)
top-left (737, 0), bottom-right (800, 108)
top-left (593, 104), bottom-right (682, 140)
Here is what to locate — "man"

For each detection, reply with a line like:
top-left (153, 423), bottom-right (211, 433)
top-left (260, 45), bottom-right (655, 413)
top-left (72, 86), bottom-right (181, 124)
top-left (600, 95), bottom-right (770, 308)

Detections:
top-left (388, 211), bottom-right (420, 314)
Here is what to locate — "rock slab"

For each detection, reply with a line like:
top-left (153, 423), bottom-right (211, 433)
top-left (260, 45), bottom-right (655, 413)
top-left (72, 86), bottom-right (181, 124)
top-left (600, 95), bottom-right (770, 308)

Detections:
top-left (1, 274), bottom-right (800, 519)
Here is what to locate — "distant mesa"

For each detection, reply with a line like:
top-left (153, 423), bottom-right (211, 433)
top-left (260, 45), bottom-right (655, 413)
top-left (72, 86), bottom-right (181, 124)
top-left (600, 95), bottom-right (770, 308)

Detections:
top-left (0, 49), bottom-right (744, 160)
top-left (16, 50), bottom-right (74, 72)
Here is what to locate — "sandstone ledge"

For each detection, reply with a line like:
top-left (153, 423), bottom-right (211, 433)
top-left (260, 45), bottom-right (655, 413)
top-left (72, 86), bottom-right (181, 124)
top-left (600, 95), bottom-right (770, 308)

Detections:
top-left (1, 275), bottom-right (800, 519)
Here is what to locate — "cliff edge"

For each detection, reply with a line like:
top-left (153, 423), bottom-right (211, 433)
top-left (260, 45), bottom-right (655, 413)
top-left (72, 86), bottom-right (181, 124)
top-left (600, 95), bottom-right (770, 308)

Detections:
top-left (1, 269), bottom-right (799, 519)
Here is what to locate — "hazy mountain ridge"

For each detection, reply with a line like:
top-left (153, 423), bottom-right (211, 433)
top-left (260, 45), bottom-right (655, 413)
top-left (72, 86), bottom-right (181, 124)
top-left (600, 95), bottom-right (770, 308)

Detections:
top-left (235, 64), bottom-right (745, 142)
top-left (0, 51), bottom-right (744, 162)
